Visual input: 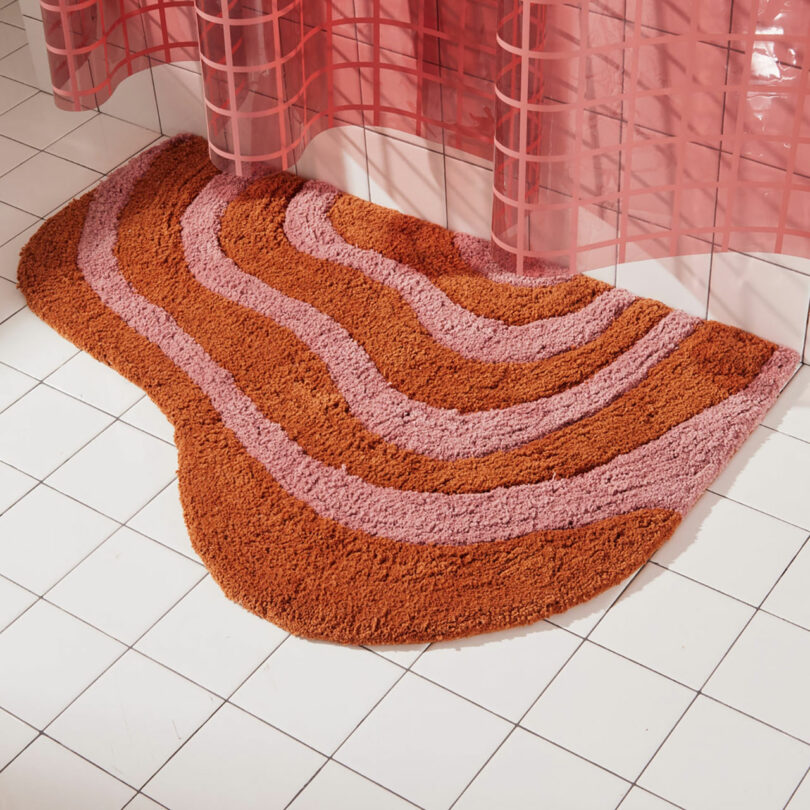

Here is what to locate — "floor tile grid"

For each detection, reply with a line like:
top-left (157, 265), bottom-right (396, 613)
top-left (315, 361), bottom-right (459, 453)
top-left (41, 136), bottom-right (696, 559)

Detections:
top-left (0, 545), bottom-right (209, 793)
top-left (0, 94), bottom-right (163, 222)
top-left (1, 334), bottom-right (805, 808)
top-left (129, 623), bottom-right (426, 809)
top-left (434, 519), bottom-right (810, 807)
top-left (442, 566), bottom-right (656, 809)
top-left (627, 532), bottom-right (810, 809)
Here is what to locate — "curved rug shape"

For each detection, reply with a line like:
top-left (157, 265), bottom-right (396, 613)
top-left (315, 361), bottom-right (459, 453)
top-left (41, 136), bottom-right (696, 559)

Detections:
top-left (18, 135), bottom-right (799, 644)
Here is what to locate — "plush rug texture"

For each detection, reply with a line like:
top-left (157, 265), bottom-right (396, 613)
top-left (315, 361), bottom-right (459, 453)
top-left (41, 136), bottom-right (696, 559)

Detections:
top-left (18, 135), bottom-right (799, 644)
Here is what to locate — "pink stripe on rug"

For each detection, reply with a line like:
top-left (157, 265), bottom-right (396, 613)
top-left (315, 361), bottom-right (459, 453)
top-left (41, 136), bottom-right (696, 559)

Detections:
top-left (281, 180), bottom-right (636, 363)
top-left (452, 232), bottom-right (573, 286)
top-left (182, 172), bottom-right (700, 460)
top-left (77, 142), bottom-right (797, 545)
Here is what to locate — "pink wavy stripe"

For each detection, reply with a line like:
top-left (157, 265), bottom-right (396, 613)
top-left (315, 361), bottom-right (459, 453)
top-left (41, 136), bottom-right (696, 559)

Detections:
top-left (182, 172), bottom-right (701, 460)
top-left (78, 141), bottom-right (798, 545)
top-left (452, 232), bottom-right (574, 287)
top-left (282, 180), bottom-right (637, 364)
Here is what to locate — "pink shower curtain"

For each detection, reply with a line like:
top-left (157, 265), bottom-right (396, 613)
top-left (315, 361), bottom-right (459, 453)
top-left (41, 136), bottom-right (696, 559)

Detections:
top-left (39, 0), bottom-right (810, 273)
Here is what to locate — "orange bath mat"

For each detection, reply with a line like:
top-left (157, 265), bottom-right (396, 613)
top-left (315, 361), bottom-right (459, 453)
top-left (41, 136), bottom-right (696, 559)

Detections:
top-left (18, 135), bottom-right (798, 644)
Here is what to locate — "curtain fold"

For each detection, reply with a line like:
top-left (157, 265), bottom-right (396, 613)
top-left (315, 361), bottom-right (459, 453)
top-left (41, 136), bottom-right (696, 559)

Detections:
top-left (41, 0), bottom-right (810, 273)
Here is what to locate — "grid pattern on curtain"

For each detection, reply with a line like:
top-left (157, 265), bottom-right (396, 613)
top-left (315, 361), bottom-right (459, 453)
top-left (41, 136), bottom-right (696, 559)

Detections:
top-left (40, 0), bottom-right (810, 272)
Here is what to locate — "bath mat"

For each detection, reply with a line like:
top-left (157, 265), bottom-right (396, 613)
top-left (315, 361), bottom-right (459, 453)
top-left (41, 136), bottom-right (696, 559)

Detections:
top-left (18, 135), bottom-right (798, 644)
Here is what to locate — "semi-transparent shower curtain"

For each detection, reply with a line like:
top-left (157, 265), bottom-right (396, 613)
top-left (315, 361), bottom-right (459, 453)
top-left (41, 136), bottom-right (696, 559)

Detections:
top-left (39, 0), bottom-right (810, 272)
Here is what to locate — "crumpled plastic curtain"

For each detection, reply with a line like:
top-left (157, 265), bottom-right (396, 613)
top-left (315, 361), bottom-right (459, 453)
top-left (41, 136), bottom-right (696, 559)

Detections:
top-left (41, 0), bottom-right (810, 273)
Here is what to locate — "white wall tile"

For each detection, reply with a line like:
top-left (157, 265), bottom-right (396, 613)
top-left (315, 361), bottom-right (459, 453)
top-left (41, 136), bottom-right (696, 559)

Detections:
top-left (151, 63), bottom-right (206, 138)
top-left (100, 69), bottom-right (160, 132)
top-left (445, 156), bottom-right (492, 239)
top-left (366, 129), bottom-right (446, 226)
top-left (709, 253), bottom-right (810, 353)
top-left (616, 254), bottom-right (711, 317)
top-left (294, 125), bottom-right (369, 200)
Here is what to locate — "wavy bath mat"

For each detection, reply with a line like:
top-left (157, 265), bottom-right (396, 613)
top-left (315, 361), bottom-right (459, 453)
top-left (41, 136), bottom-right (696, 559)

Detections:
top-left (19, 135), bottom-right (798, 644)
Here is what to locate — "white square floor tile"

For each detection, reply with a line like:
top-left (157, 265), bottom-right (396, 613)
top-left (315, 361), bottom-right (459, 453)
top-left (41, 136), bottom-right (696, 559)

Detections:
top-left (0, 220), bottom-right (39, 282)
top-left (136, 576), bottom-right (285, 696)
top-left (546, 570), bottom-right (639, 637)
top-left (788, 772), bottom-right (810, 809)
top-left (0, 736), bottom-right (134, 810)
top-left (0, 600), bottom-right (124, 727)
top-left (49, 650), bottom-right (220, 787)
top-left (0, 150), bottom-right (100, 216)
top-left (233, 637), bottom-right (402, 754)
top-left (0, 307), bottom-right (78, 377)
top-left (590, 565), bottom-right (754, 689)
top-left (0, 21), bottom-right (24, 58)
top-left (0, 459), bottom-right (35, 511)
top-left (764, 539), bottom-right (810, 630)
top-left (0, 43), bottom-right (36, 86)
top-left (46, 421), bottom-right (177, 522)
top-left (289, 760), bottom-right (413, 810)
top-left (47, 114), bottom-right (158, 173)
top-left (0, 361), bottom-right (35, 409)
top-left (0, 484), bottom-right (116, 593)
top-left (144, 703), bottom-right (324, 810)
top-left (763, 364), bottom-right (810, 443)
top-left (127, 479), bottom-right (197, 560)
top-left (47, 527), bottom-right (203, 644)
top-left (454, 728), bottom-right (628, 810)
top-left (619, 787), bottom-right (680, 809)
top-left (0, 573), bottom-right (35, 629)
top-left (522, 641), bottom-right (694, 780)
top-left (640, 696), bottom-right (810, 810)
top-left (336, 672), bottom-right (510, 810)
top-left (0, 274), bottom-right (23, 321)
top-left (0, 384), bottom-right (112, 478)
top-left (412, 622), bottom-right (579, 721)
top-left (653, 493), bottom-right (807, 605)
top-left (0, 707), bottom-right (36, 768)
top-left (0, 91), bottom-right (95, 148)
top-left (46, 352), bottom-right (143, 415)
top-left (0, 199), bottom-right (36, 244)
top-left (0, 74), bottom-right (36, 114)
top-left (120, 396), bottom-right (174, 443)
top-left (0, 132), bottom-right (34, 174)
top-left (705, 611), bottom-right (810, 743)
top-left (712, 426), bottom-right (810, 530)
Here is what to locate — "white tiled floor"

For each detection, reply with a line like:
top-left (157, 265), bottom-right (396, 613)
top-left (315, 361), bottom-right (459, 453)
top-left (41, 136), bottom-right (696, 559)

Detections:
top-left (1, 25), bottom-right (810, 809)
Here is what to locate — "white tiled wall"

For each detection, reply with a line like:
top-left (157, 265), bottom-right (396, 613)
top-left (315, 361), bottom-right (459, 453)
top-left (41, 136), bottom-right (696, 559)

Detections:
top-left (14, 16), bottom-right (810, 358)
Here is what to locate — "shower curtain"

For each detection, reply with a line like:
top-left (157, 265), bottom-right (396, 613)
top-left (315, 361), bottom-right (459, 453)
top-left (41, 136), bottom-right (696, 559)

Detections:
top-left (39, 0), bottom-right (810, 273)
